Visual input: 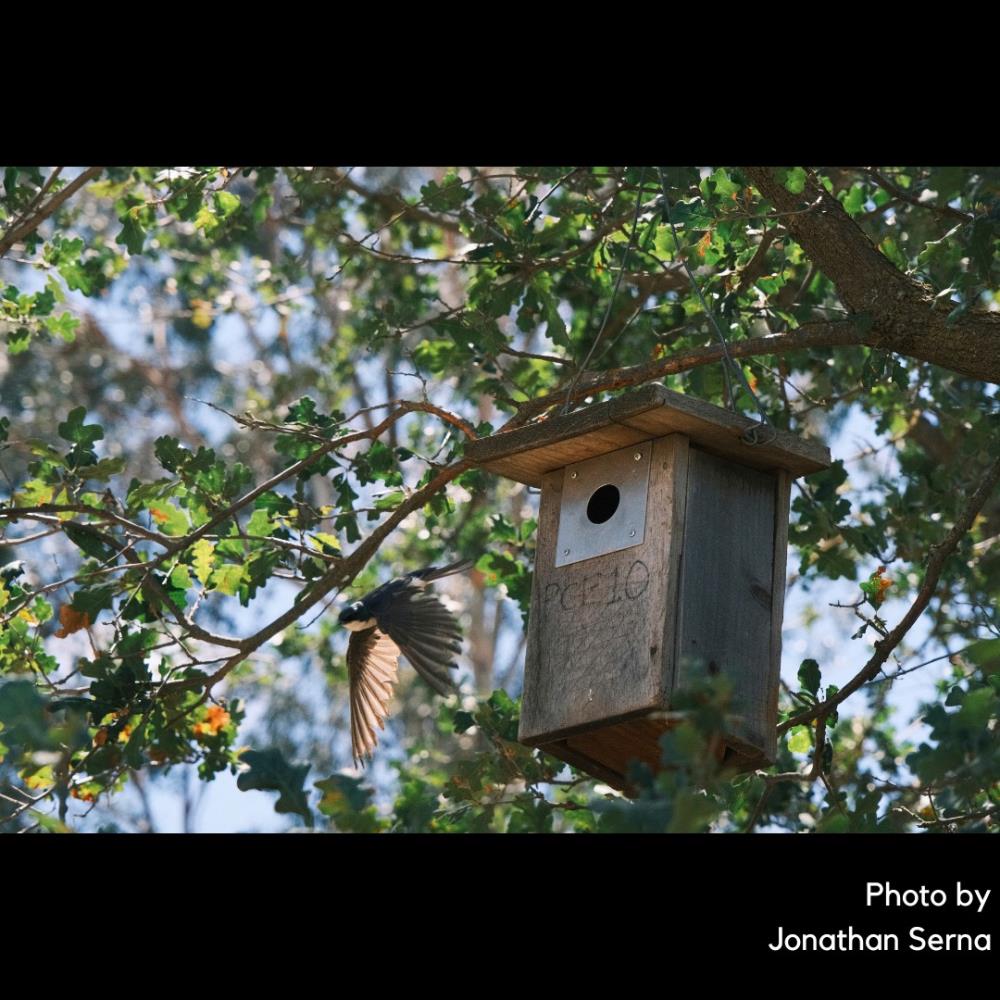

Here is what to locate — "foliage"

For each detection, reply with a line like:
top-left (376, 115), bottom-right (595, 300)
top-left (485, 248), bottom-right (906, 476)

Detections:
top-left (0, 165), bottom-right (998, 833)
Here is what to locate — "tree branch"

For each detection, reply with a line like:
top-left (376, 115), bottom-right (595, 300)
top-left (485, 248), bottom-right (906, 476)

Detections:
top-left (0, 167), bottom-right (103, 258)
top-left (777, 453), bottom-right (1000, 736)
top-left (865, 167), bottom-right (972, 223)
top-left (504, 320), bottom-right (866, 427)
top-left (742, 167), bottom-right (1000, 384)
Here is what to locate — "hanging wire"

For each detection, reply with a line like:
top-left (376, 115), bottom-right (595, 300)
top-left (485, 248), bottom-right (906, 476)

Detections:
top-left (561, 166), bottom-right (649, 414)
top-left (656, 167), bottom-right (776, 446)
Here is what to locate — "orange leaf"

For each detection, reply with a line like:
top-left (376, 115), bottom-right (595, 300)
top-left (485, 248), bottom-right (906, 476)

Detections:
top-left (148, 507), bottom-right (170, 524)
top-left (194, 704), bottom-right (231, 739)
top-left (54, 604), bottom-right (91, 638)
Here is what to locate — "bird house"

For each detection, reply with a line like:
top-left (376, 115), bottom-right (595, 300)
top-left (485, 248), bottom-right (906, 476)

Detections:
top-left (466, 384), bottom-right (831, 790)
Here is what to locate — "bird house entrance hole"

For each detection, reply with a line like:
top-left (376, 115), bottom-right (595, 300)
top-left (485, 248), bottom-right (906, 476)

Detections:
top-left (587, 484), bottom-right (619, 523)
top-left (555, 443), bottom-right (650, 568)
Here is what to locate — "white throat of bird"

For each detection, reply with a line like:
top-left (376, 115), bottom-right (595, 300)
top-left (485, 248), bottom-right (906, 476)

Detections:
top-left (343, 617), bottom-right (377, 632)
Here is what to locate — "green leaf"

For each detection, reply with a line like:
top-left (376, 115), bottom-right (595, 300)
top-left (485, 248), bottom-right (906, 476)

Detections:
top-left (74, 457), bottom-right (126, 481)
top-left (116, 214), bottom-right (146, 255)
top-left (148, 502), bottom-right (189, 536)
top-left (703, 167), bottom-right (740, 200)
top-left (70, 585), bottom-right (115, 619)
top-left (965, 638), bottom-right (1000, 674)
top-left (787, 726), bottom-right (811, 754)
top-left (824, 685), bottom-right (840, 727)
top-left (843, 184), bottom-right (865, 217)
top-left (315, 773), bottom-right (386, 832)
top-left (210, 563), bottom-right (245, 596)
top-left (0, 680), bottom-right (53, 749)
top-left (58, 407), bottom-right (104, 448)
top-left (170, 564), bottom-right (193, 591)
top-left (153, 436), bottom-right (185, 473)
top-left (63, 524), bottom-right (116, 562)
top-left (214, 190), bottom-right (240, 218)
top-left (191, 539), bottom-right (216, 585)
top-left (779, 167), bottom-right (808, 195)
top-left (44, 274), bottom-right (66, 304)
top-left (797, 658), bottom-right (821, 697)
top-left (43, 312), bottom-right (80, 342)
top-left (374, 490), bottom-right (405, 511)
top-left (237, 748), bottom-right (313, 827)
top-left (7, 327), bottom-right (32, 354)
top-left (23, 439), bottom-right (66, 464)
top-left (126, 477), bottom-right (180, 510)
top-left (245, 509), bottom-right (274, 537)
top-left (957, 687), bottom-right (997, 728)
top-left (545, 299), bottom-right (569, 349)
top-left (307, 532), bottom-right (340, 554)
top-left (879, 237), bottom-right (908, 271)
top-left (15, 478), bottom-right (55, 505)
top-left (419, 176), bottom-right (469, 213)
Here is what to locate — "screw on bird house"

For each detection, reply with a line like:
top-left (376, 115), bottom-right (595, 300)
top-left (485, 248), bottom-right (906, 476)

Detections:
top-left (466, 383), bottom-right (831, 792)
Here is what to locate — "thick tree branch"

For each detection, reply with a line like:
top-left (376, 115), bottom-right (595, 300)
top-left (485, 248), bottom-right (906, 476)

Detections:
top-left (501, 167), bottom-right (1000, 431)
top-left (742, 167), bottom-right (1000, 384)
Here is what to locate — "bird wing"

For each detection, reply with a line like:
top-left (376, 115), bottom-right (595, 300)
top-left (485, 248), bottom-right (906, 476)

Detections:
top-left (347, 626), bottom-right (401, 765)
top-left (374, 584), bottom-right (462, 697)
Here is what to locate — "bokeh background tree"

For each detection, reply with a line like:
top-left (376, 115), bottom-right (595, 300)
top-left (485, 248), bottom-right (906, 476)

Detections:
top-left (0, 165), bottom-right (997, 833)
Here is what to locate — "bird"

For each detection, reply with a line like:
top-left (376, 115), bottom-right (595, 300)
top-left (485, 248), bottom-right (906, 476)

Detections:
top-left (339, 559), bottom-right (472, 765)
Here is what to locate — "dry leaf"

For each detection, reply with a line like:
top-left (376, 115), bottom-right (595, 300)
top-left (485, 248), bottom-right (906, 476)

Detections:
top-left (54, 604), bottom-right (91, 638)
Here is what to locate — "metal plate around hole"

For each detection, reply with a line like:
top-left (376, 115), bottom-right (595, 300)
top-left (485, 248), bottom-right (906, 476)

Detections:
top-left (554, 442), bottom-right (651, 567)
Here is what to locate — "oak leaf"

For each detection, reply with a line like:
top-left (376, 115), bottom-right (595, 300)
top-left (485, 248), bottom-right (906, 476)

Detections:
top-left (54, 604), bottom-right (91, 638)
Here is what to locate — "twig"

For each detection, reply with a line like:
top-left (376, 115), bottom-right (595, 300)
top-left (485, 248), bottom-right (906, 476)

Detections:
top-left (865, 168), bottom-right (972, 224)
top-left (0, 167), bottom-right (103, 258)
top-left (778, 454), bottom-right (1000, 736)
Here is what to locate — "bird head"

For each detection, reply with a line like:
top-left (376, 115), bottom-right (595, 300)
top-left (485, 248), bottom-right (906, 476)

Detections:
top-left (338, 601), bottom-right (374, 630)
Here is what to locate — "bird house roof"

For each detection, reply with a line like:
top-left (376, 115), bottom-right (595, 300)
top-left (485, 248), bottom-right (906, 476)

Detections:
top-left (465, 384), bottom-right (831, 486)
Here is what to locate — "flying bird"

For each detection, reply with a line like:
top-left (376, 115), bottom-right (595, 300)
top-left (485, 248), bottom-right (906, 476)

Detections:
top-left (339, 559), bottom-right (472, 765)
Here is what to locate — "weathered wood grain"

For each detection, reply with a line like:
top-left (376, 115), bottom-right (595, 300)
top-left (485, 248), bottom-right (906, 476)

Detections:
top-left (519, 437), bottom-right (689, 745)
top-left (562, 715), bottom-right (673, 786)
top-left (519, 454), bottom-right (669, 744)
top-left (673, 448), bottom-right (777, 758)
top-left (765, 469), bottom-right (793, 760)
top-left (466, 383), bottom-right (830, 485)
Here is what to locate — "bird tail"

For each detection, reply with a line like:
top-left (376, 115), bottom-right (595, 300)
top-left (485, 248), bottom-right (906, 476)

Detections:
top-left (413, 558), bottom-right (475, 583)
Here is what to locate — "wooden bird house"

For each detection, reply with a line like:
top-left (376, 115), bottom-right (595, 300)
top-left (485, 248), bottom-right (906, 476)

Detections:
top-left (466, 384), bottom-right (831, 789)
